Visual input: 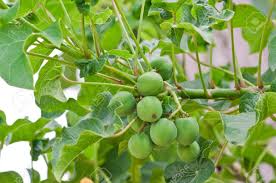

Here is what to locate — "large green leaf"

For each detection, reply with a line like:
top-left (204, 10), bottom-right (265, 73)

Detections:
top-left (0, 118), bottom-right (51, 144)
top-left (222, 112), bottom-right (256, 145)
top-left (232, 4), bottom-right (272, 53)
top-left (164, 159), bottom-right (215, 183)
top-left (0, 23), bottom-right (33, 89)
top-left (0, 2), bottom-right (19, 25)
top-left (52, 92), bottom-right (124, 181)
top-left (0, 171), bottom-right (23, 183)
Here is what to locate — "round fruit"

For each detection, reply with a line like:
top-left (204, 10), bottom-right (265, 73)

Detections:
top-left (151, 59), bottom-right (173, 80)
top-left (150, 118), bottom-right (177, 146)
top-left (109, 91), bottom-right (136, 117)
top-left (175, 117), bottom-right (199, 146)
top-left (136, 72), bottom-right (164, 96)
top-left (128, 133), bottom-right (152, 159)
top-left (137, 96), bottom-right (163, 122)
top-left (177, 141), bottom-right (200, 162)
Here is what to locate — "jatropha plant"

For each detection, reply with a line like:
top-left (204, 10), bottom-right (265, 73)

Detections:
top-left (0, 0), bottom-right (276, 182)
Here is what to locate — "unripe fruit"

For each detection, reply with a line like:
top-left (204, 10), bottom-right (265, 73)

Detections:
top-left (109, 91), bottom-right (136, 117)
top-left (137, 96), bottom-right (163, 122)
top-left (177, 141), bottom-right (200, 162)
top-left (128, 133), bottom-right (152, 159)
top-left (137, 72), bottom-right (164, 96)
top-left (150, 118), bottom-right (177, 146)
top-left (175, 117), bottom-right (199, 146)
top-left (151, 59), bottom-right (173, 80)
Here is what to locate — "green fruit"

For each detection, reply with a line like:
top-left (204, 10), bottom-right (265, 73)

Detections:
top-left (175, 117), bottom-right (199, 146)
top-left (109, 91), bottom-right (136, 117)
top-left (150, 118), bottom-right (177, 146)
top-left (128, 133), bottom-right (152, 159)
top-left (137, 72), bottom-right (164, 96)
top-left (177, 141), bottom-right (200, 162)
top-left (137, 96), bottom-right (163, 122)
top-left (151, 59), bottom-right (173, 80)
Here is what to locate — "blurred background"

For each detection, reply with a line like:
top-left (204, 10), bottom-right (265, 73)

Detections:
top-left (0, 0), bottom-right (274, 182)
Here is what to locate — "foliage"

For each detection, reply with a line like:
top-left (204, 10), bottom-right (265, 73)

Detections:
top-left (0, 0), bottom-right (276, 182)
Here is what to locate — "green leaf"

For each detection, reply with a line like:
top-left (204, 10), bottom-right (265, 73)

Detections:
top-left (35, 61), bottom-right (65, 104)
top-left (0, 2), bottom-right (19, 25)
top-left (239, 93), bottom-right (261, 113)
top-left (0, 110), bottom-right (6, 125)
top-left (52, 92), bottom-right (123, 181)
top-left (40, 20), bottom-right (63, 47)
top-left (75, 54), bottom-right (107, 78)
top-left (17, 0), bottom-right (40, 18)
top-left (103, 148), bottom-right (131, 183)
top-left (164, 159), bottom-right (215, 183)
top-left (27, 169), bottom-right (40, 183)
top-left (141, 162), bottom-right (167, 183)
top-left (108, 49), bottom-right (133, 60)
top-left (92, 8), bottom-right (113, 25)
top-left (268, 35), bottom-right (276, 71)
top-left (232, 4), bottom-right (272, 53)
top-left (199, 111), bottom-right (223, 140)
top-left (0, 171), bottom-right (23, 183)
top-left (0, 23), bottom-right (33, 89)
top-left (222, 112), bottom-right (256, 145)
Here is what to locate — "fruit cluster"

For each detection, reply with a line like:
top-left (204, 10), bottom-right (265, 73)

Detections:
top-left (108, 59), bottom-right (200, 162)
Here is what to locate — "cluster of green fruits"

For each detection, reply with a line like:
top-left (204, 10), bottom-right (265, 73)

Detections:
top-left (108, 59), bottom-right (200, 162)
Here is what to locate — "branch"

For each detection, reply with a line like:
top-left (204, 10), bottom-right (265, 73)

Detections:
top-left (179, 86), bottom-right (271, 99)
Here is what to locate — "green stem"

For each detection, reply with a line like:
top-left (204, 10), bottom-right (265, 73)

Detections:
top-left (193, 36), bottom-right (208, 97)
top-left (61, 74), bottom-right (135, 90)
top-left (209, 45), bottom-right (215, 88)
top-left (27, 52), bottom-right (75, 67)
top-left (109, 118), bottom-right (137, 138)
top-left (215, 141), bottom-right (228, 166)
top-left (89, 16), bottom-right (102, 57)
top-left (187, 53), bottom-right (255, 87)
top-left (96, 73), bottom-right (123, 84)
top-left (137, 0), bottom-right (146, 43)
top-left (104, 65), bottom-right (136, 84)
top-left (171, 45), bottom-right (179, 87)
top-left (113, 0), bottom-right (151, 70)
top-left (168, 88), bottom-right (188, 119)
top-left (80, 15), bottom-right (90, 58)
top-left (131, 157), bottom-right (141, 183)
top-left (229, 0), bottom-right (242, 89)
top-left (257, 0), bottom-right (276, 88)
top-left (179, 85), bottom-right (271, 99)
top-left (58, 0), bottom-right (83, 51)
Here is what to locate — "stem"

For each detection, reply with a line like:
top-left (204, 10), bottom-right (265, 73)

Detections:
top-left (229, 0), bottom-right (242, 89)
top-left (113, 0), bottom-right (151, 69)
top-left (179, 85), bottom-right (271, 99)
top-left (131, 157), bottom-right (141, 183)
top-left (248, 146), bottom-right (268, 178)
top-left (96, 73), bottom-right (123, 84)
top-left (89, 16), bottom-right (102, 57)
top-left (257, 0), bottom-right (276, 88)
top-left (137, 0), bottom-right (146, 43)
top-left (209, 45), bottom-right (215, 88)
top-left (111, 0), bottom-right (135, 74)
top-left (61, 74), bottom-right (135, 90)
top-left (187, 53), bottom-right (255, 87)
top-left (80, 15), bottom-right (90, 58)
top-left (193, 35), bottom-right (208, 97)
top-left (215, 141), bottom-right (228, 166)
top-left (168, 88), bottom-right (188, 119)
top-left (104, 65), bottom-right (136, 84)
top-left (27, 52), bottom-right (75, 67)
top-left (109, 118), bottom-right (137, 138)
top-left (171, 45), bottom-right (182, 89)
